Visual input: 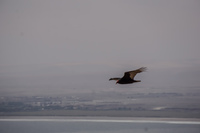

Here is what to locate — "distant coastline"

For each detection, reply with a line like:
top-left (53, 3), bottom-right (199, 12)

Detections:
top-left (1, 110), bottom-right (200, 118)
top-left (1, 116), bottom-right (200, 124)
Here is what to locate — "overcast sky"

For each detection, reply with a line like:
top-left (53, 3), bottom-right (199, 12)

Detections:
top-left (0, 0), bottom-right (200, 96)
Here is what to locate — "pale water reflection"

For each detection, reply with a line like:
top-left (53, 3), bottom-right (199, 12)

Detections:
top-left (0, 117), bottom-right (200, 133)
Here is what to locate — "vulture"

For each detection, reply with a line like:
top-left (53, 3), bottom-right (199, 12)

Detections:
top-left (109, 67), bottom-right (147, 84)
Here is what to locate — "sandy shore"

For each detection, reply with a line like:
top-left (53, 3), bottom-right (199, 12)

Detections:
top-left (1, 116), bottom-right (200, 123)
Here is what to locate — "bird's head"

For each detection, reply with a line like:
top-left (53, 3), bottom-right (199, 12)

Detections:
top-left (116, 80), bottom-right (119, 84)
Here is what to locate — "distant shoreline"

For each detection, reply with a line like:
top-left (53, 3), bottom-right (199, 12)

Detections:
top-left (1, 116), bottom-right (200, 124)
top-left (1, 110), bottom-right (200, 118)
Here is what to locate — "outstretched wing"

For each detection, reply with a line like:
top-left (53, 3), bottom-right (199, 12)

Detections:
top-left (123, 67), bottom-right (147, 80)
top-left (109, 78), bottom-right (121, 81)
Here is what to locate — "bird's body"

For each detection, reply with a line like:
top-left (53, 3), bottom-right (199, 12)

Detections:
top-left (109, 67), bottom-right (146, 84)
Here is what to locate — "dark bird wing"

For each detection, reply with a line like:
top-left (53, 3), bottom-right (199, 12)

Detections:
top-left (123, 67), bottom-right (147, 80)
top-left (109, 78), bottom-right (121, 81)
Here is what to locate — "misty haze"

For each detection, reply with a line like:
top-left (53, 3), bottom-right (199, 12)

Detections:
top-left (0, 0), bottom-right (200, 119)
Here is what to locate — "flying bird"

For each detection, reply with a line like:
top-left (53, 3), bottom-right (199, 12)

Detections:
top-left (109, 67), bottom-right (147, 84)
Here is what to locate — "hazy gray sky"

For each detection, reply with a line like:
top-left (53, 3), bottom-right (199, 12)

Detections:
top-left (0, 0), bottom-right (200, 96)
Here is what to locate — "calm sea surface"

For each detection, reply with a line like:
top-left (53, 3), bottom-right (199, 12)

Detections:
top-left (0, 117), bottom-right (200, 133)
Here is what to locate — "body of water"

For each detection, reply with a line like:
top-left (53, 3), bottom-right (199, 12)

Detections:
top-left (0, 117), bottom-right (200, 133)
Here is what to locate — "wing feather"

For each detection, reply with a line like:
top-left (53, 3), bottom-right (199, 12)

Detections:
top-left (124, 67), bottom-right (147, 80)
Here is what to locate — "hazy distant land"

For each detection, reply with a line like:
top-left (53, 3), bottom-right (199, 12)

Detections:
top-left (1, 110), bottom-right (200, 118)
top-left (1, 87), bottom-right (200, 118)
